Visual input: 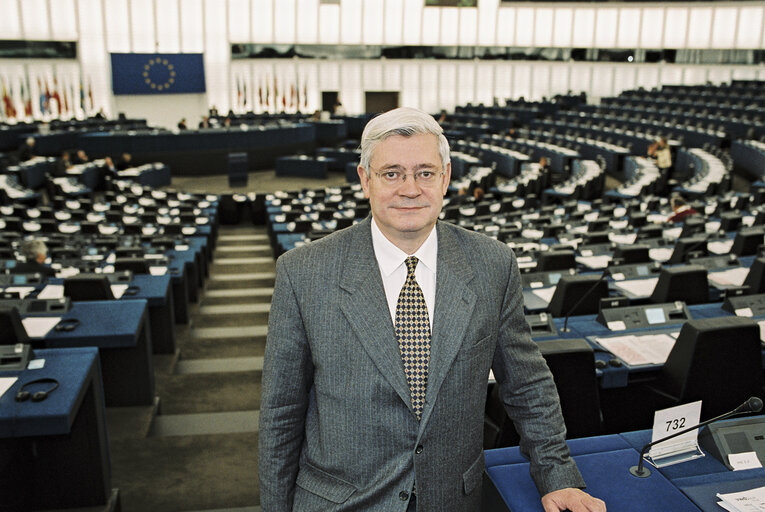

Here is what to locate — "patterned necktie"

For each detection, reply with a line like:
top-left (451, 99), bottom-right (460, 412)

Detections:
top-left (395, 256), bottom-right (431, 420)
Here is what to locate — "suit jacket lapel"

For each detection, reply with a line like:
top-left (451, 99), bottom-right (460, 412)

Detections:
top-left (421, 222), bottom-right (477, 427)
top-left (339, 218), bottom-right (413, 411)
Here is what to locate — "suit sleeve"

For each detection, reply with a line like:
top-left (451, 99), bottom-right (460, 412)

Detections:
top-left (259, 256), bottom-right (314, 511)
top-left (491, 249), bottom-right (587, 495)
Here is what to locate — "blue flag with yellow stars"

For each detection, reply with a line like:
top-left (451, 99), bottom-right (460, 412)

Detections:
top-left (110, 53), bottom-right (206, 95)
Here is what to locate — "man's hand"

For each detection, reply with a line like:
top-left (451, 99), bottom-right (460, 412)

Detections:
top-left (541, 488), bottom-right (606, 512)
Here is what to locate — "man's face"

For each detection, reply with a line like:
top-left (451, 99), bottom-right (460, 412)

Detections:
top-left (358, 133), bottom-right (450, 251)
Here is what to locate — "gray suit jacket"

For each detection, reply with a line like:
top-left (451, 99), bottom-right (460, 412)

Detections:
top-left (259, 217), bottom-right (585, 511)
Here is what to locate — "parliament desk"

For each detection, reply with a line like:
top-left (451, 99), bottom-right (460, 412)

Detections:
top-left (32, 299), bottom-right (155, 407)
top-left (44, 273), bottom-right (176, 354)
top-left (130, 274), bottom-right (176, 354)
top-left (275, 155), bottom-right (330, 179)
top-left (77, 123), bottom-right (316, 176)
top-left (0, 347), bottom-right (115, 511)
top-left (483, 426), bottom-right (765, 512)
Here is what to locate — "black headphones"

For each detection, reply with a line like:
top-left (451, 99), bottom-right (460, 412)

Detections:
top-left (54, 318), bottom-right (80, 332)
top-left (15, 378), bottom-right (60, 402)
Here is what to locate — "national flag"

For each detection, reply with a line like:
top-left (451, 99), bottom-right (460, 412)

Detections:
top-left (2, 78), bottom-right (15, 119)
top-left (302, 80), bottom-right (308, 111)
top-left (79, 80), bottom-right (85, 114)
top-left (236, 76), bottom-right (242, 109)
top-left (242, 79), bottom-right (247, 108)
top-left (258, 79), bottom-right (263, 108)
top-left (22, 78), bottom-right (32, 118)
top-left (290, 83), bottom-right (297, 110)
top-left (87, 79), bottom-right (94, 112)
top-left (51, 77), bottom-right (62, 116)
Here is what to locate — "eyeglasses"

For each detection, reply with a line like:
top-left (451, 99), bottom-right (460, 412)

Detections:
top-left (372, 169), bottom-right (445, 187)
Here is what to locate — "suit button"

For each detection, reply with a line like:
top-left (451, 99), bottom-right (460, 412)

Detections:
top-left (399, 491), bottom-right (409, 501)
top-left (415, 445), bottom-right (423, 454)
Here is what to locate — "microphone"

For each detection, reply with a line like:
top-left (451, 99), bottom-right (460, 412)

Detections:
top-left (561, 269), bottom-right (609, 333)
top-left (629, 396), bottom-right (763, 478)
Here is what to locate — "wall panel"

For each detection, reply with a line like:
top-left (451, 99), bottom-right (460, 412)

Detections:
top-left (20, 0), bottom-right (50, 40)
top-left (687, 7), bottom-right (713, 49)
top-left (440, 7), bottom-right (459, 46)
top-left (130, 0), bottom-right (156, 52)
top-left (318, 3), bottom-right (340, 44)
top-left (155, 0), bottom-right (180, 52)
top-left (736, 6), bottom-right (763, 49)
top-left (552, 8), bottom-right (573, 48)
top-left (572, 8), bottom-right (595, 48)
top-left (50, 0), bottom-right (78, 40)
top-left (250, 0), bottom-right (274, 43)
top-left (180, 0), bottom-right (204, 52)
top-left (0, 0), bottom-right (21, 40)
top-left (104, 0), bottom-right (130, 52)
top-left (640, 8), bottom-right (664, 49)
top-left (362, 0), bottom-right (384, 45)
top-left (384, 0), bottom-right (405, 46)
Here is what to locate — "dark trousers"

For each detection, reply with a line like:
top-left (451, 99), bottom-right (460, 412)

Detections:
top-left (407, 495), bottom-right (416, 512)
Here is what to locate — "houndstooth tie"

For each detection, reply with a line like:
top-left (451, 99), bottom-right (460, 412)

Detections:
top-left (395, 256), bottom-right (431, 420)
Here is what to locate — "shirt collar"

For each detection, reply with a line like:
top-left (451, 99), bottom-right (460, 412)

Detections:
top-left (371, 218), bottom-right (438, 277)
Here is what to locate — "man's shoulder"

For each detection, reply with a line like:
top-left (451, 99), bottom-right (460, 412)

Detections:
top-left (439, 221), bottom-right (512, 253)
top-left (278, 220), bottom-right (364, 267)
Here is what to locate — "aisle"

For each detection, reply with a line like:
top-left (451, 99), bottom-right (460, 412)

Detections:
top-left (107, 225), bottom-right (270, 511)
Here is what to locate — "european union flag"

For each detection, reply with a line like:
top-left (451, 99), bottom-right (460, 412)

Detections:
top-left (110, 53), bottom-right (206, 95)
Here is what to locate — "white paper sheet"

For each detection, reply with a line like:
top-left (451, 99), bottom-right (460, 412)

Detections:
top-left (708, 267), bottom-right (749, 287)
top-left (37, 284), bottom-right (65, 299)
top-left (111, 284), bottom-right (128, 299)
top-left (613, 277), bottom-right (659, 298)
top-left (0, 377), bottom-right (17, 399)
top-left (21, 317), bottom-right (61, 338)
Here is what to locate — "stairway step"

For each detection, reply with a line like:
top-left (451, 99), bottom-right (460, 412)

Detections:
top-left (201, 287), bottom-right (274, 305)
top-left (218, 233), bottom-right (269, 243)
top-left (194, 304), bottom-right (269, 327)
top-left (149, 410), bottom-right (259, 437)
top-left (175, 356), bottom-right (263, 375)
top-left (215, 245), bottom-right (272, 254)
top-left (206, 272), bottom-right (275, 289)
top-left (192, 324), bottom-right (268, 342)
top-left (210, 257), bottom-right (275, 274)
top-left (176, 337), bottom-right (265, 359)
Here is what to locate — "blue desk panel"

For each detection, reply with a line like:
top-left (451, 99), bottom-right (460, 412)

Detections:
top-left (0, 347), bottom-right (112, 509)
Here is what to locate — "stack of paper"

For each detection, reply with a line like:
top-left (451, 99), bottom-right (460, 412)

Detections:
top-left (593, 333), bottom-right (677, 366)
top-left (717, 485), bottom-right (765, 511)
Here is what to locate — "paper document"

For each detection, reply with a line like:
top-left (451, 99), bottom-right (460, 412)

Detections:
top-left (22, 317), bottom-right (61, 338)
top-left (0, 377), bottom-right (17, 399)
top-left (717, 485), bottom-right (765, 511)
top-left (613, 277), bottom-right (659, 298)
top-left (531, 287), bottom-right (556, 304)
top-left (576, 255), bottom-right (611, 269)
top-left (111, 284), bottom-right (129, 299)
top-left (594, 333), bottom-right (676, 366)
top-left (4, 286), bottom-right (36, 299)
top-left (708, 239), bottom-right (734, 254)
top-left (149, 266), bottom-right (167, 276)
top-left (649, 248), bottom-right (673, 262)
top-left (37, 284), bottom-right (65, 299)
top-left (708, 267), bottom-right (749, 288)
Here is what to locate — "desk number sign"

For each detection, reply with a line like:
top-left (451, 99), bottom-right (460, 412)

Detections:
top-left (647, 400), bottom-right (704, 467)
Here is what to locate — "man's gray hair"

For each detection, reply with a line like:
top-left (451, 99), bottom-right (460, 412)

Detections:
top-left (358, 107), bottom-right (450, 174)
top-left (20, 239), bottom-right (47, 261)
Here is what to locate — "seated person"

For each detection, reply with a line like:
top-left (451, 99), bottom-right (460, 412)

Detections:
top-left (14, 239), bottom-right (56, 277)
top-left (16, 137), bottom-right (36, 162)
top-left (667, 195), bottom-right (699, 223)
top-left (115, 152), bottom-right (133, 170)
top-left (52, 151), bottom-right (72, 177)
top-left (177, 117), bottom-right (188, 130)
top-left (71, 149), bottom-right (89, 165)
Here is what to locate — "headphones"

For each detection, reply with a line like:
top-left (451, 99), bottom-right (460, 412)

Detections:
top-left (15, 378), bottom-right (59, 402)
top-left (54, 318), bottom-right (80, 332)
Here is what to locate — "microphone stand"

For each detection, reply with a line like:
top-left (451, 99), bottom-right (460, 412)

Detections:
top-left (630, 397), bottom-right (763, 478)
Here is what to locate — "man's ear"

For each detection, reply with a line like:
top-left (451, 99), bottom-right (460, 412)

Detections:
top-left (358, 166), bottom-right (371, 198)
top-left (441, 161), bottom-right (452, 196)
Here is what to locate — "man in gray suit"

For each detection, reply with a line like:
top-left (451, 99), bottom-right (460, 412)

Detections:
top-left (259, 107), bottom-right (606, 512)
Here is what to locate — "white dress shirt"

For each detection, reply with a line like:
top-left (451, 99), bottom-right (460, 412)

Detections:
top-left (371, 218), bottom-right (437, 330)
